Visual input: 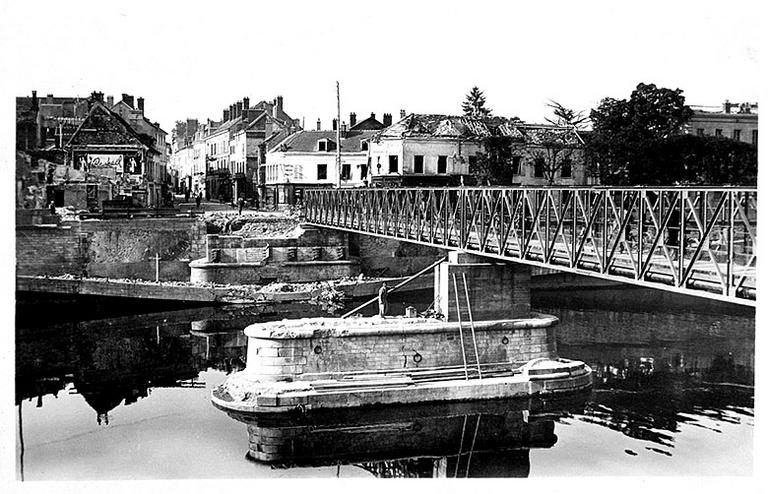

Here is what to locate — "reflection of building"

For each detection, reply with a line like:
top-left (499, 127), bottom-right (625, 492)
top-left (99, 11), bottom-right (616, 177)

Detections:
top-left (15, 310), bottom-right (202, 423)
top-left (222, 396), bottom-right (587, 477)
top-left (685, 100), bottom-right (758, 143)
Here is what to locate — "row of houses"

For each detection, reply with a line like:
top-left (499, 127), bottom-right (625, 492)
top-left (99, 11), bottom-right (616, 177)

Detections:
top-left (168, 96), bottom-right (302, 204)
top-left (170, 99), bottom-right (594, 207)
top-left (16, 91), bottom-right (170, 210)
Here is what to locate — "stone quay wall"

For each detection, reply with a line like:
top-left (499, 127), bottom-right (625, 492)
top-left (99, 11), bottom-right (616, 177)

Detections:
top-left (16, 217), bottom-right (207, 281)
top-left (243, 316), bottom-right (558, 383)
top-left (349, 233), bottom-right (446, 277)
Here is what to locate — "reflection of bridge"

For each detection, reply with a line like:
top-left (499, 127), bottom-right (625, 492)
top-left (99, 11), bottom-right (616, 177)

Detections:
top-left (304, 187), bottom-right (757, 306)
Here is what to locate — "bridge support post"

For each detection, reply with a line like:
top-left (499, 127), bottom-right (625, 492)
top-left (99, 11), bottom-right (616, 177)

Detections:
top-left (435, 251), bottom-right (531, 322)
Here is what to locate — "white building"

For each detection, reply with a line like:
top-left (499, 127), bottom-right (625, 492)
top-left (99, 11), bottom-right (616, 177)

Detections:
top-left (264, 129), bottom-right (377, 206)
top-left (367, 113), bottom-right (590, 186)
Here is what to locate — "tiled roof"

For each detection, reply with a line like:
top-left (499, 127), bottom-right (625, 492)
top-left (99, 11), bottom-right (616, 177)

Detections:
top-left (374, 113), bottom-right (583, 145)
top-left (269, 130), bottom-right (378, 153)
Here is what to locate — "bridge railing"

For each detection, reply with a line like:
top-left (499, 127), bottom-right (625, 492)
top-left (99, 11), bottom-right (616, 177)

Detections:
top-left (303, 187), bottom-right (756, 305)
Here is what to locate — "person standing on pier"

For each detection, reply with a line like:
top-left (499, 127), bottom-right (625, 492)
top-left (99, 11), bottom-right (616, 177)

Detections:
top-left (237, 196), bottom-right (245, 215)
top-left (378, 282), bottom-right (389, 317)
top-left (196, 192), bottom-right (202, 209)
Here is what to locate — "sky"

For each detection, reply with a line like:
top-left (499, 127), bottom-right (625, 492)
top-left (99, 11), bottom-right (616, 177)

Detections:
top-left (0, 0), bottom-right (761, 135)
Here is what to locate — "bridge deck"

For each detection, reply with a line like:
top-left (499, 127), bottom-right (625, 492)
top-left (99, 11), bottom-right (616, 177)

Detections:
top-left (304, 187), bottom-right (756, 306)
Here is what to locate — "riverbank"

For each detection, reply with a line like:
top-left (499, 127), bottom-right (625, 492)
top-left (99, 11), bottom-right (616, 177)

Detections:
top-left (16, 273), bottom-right (434, 305)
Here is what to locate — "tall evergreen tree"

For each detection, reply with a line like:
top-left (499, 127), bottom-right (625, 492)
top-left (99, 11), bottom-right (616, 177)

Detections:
top-left (462, 86), bottom-right (492, 119)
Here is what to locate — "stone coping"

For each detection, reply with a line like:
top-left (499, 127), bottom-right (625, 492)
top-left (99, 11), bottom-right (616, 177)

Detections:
top-left (244, 313), bottom-right (558, 339)
top-left (188, 259), bottom-right (358, 268)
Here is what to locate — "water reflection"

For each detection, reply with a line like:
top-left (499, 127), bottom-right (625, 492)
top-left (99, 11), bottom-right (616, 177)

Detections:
top-left (223, 394), bottom-right (589, 477)
top-left (534, 286), bottom-right (755, 455)
top-left (15, 285), bottom-right (755, 478)
top-left (15, 300), bottom-right (325, 421)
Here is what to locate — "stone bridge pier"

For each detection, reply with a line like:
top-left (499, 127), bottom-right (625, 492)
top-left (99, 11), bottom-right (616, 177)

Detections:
top-left (434, 251), bottom-right (531, 322)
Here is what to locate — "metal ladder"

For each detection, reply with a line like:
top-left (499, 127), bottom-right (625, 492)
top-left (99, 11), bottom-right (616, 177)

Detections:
top-left (451, 272), bottom-right (483, 380)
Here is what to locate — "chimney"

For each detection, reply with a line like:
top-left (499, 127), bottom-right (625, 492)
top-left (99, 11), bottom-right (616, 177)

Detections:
top-left (317, 118), bottom-right (321, 131)
top-left (333, 118), bottom-right (338, 131)
top-left (341, 122), bottom-right (348, 137)
top-left (223, 109), bottom-right (230, 121)
top-left (121, 93), bottom-right (134, 108)
top-left (383, 113), bottom-right (392, 126)
top-left (350, 112), bottom-right (357, 127)
top-left (400, 109), bottom-right (406, 119)
top-left (724, 100), bottom-right (732, 114)
top-left (236, 101), bottom-right (243, 116)
top-left (370, 112), bottom-right (376, 121)
top-left (31, 90), bottom-right (38, 111)
top-left (106, 95), bottom-right (114, 106)
top-left (91, 91), bottom-right (104, 102)
top-left (276, 95), bottom-right (283, 112)
top-left (46, 94), bottom-right (54, 104)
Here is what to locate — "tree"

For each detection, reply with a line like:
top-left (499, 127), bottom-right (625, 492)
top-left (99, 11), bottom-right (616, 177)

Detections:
top-left (545, 100), bottom-right (589, 130)
top-left (589, 82), bottom-right (694, 184)
top-left (523, 128), bottom-right (582, 185)
top-left (471, 135), bottom-right (516, 185)
top-left (172, 120), bottom-right (188, 148)
top-left (462, 86), bottom-right (492, 119)
top-left (631, 134), bottom-right (756, 186)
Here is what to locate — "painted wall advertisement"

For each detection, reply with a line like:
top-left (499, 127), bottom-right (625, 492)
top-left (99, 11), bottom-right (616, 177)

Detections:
top-left (74, 154), bottom-right (143, 177)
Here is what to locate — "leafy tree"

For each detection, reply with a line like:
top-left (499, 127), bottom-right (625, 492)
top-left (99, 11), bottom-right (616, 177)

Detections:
top-left (462, 86), bottom-right (492, 119)
top-left (172, 120), bottom-right (187, 147)
top-left (630, 134), bottom-right (756, 186)
top-left (589, 82), bottom-right (694, 184)
top-left (471, 135), bottom-right (516, 185)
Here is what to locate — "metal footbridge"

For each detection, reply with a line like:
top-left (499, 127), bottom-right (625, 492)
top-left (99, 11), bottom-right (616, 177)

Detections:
top-left (303, 187), bottom-right (757, 307)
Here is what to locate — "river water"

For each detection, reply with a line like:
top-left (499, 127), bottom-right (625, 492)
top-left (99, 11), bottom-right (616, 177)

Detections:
top-left (15, 286), bottom-right (754, 479)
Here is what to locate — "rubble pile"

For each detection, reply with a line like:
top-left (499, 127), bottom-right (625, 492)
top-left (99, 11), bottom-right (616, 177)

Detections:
top-left (203, 211), bottom-right (299, 236)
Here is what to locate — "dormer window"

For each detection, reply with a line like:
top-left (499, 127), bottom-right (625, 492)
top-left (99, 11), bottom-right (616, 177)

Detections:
top-left (318, 140), bottom-right (327, 152)
top-left (361, 142), bottom-right (368, 151)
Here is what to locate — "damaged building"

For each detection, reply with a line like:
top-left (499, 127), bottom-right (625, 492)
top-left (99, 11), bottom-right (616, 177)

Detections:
top-left (16, 90), bottom-right (170, 211)
top-left (366, 112), bottom-right (591, 186)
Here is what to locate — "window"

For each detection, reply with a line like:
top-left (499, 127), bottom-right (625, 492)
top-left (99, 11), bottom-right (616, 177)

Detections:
top-left (733, 129), bottom-right (741, 141)
top-left (560, 159), bottom-right (572, 178)
top-left (414, 155), bottom-right (424, 173)
top-left (512, 156), bottom-right (521, 174)
top-left (715, 128), bottom-right (723, 137)
top-left (696, 128), bottom-right (705, 136)
top-left (360, 164), bottom-right (368, 180)
top-left (388, 155), bottom-right (398, 173)
top-left (341, 163), bottom-right (351, 180)
top-left (361, 142), bottom-right (368, 151)
top-left (317, 164), bottom-right (327, 180)
top-left (318, 141), bottom-right (327, 152)
top-left (437, 155), bottom-right (447, 174)
top-left (534, 157), bottom-right (545, 178)
top-left (752, 129), bottom-right (758, 145)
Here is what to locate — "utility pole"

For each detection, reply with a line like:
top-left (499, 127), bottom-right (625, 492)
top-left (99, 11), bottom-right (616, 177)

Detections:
top-left (336, 81), bottom-right (342, 188)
